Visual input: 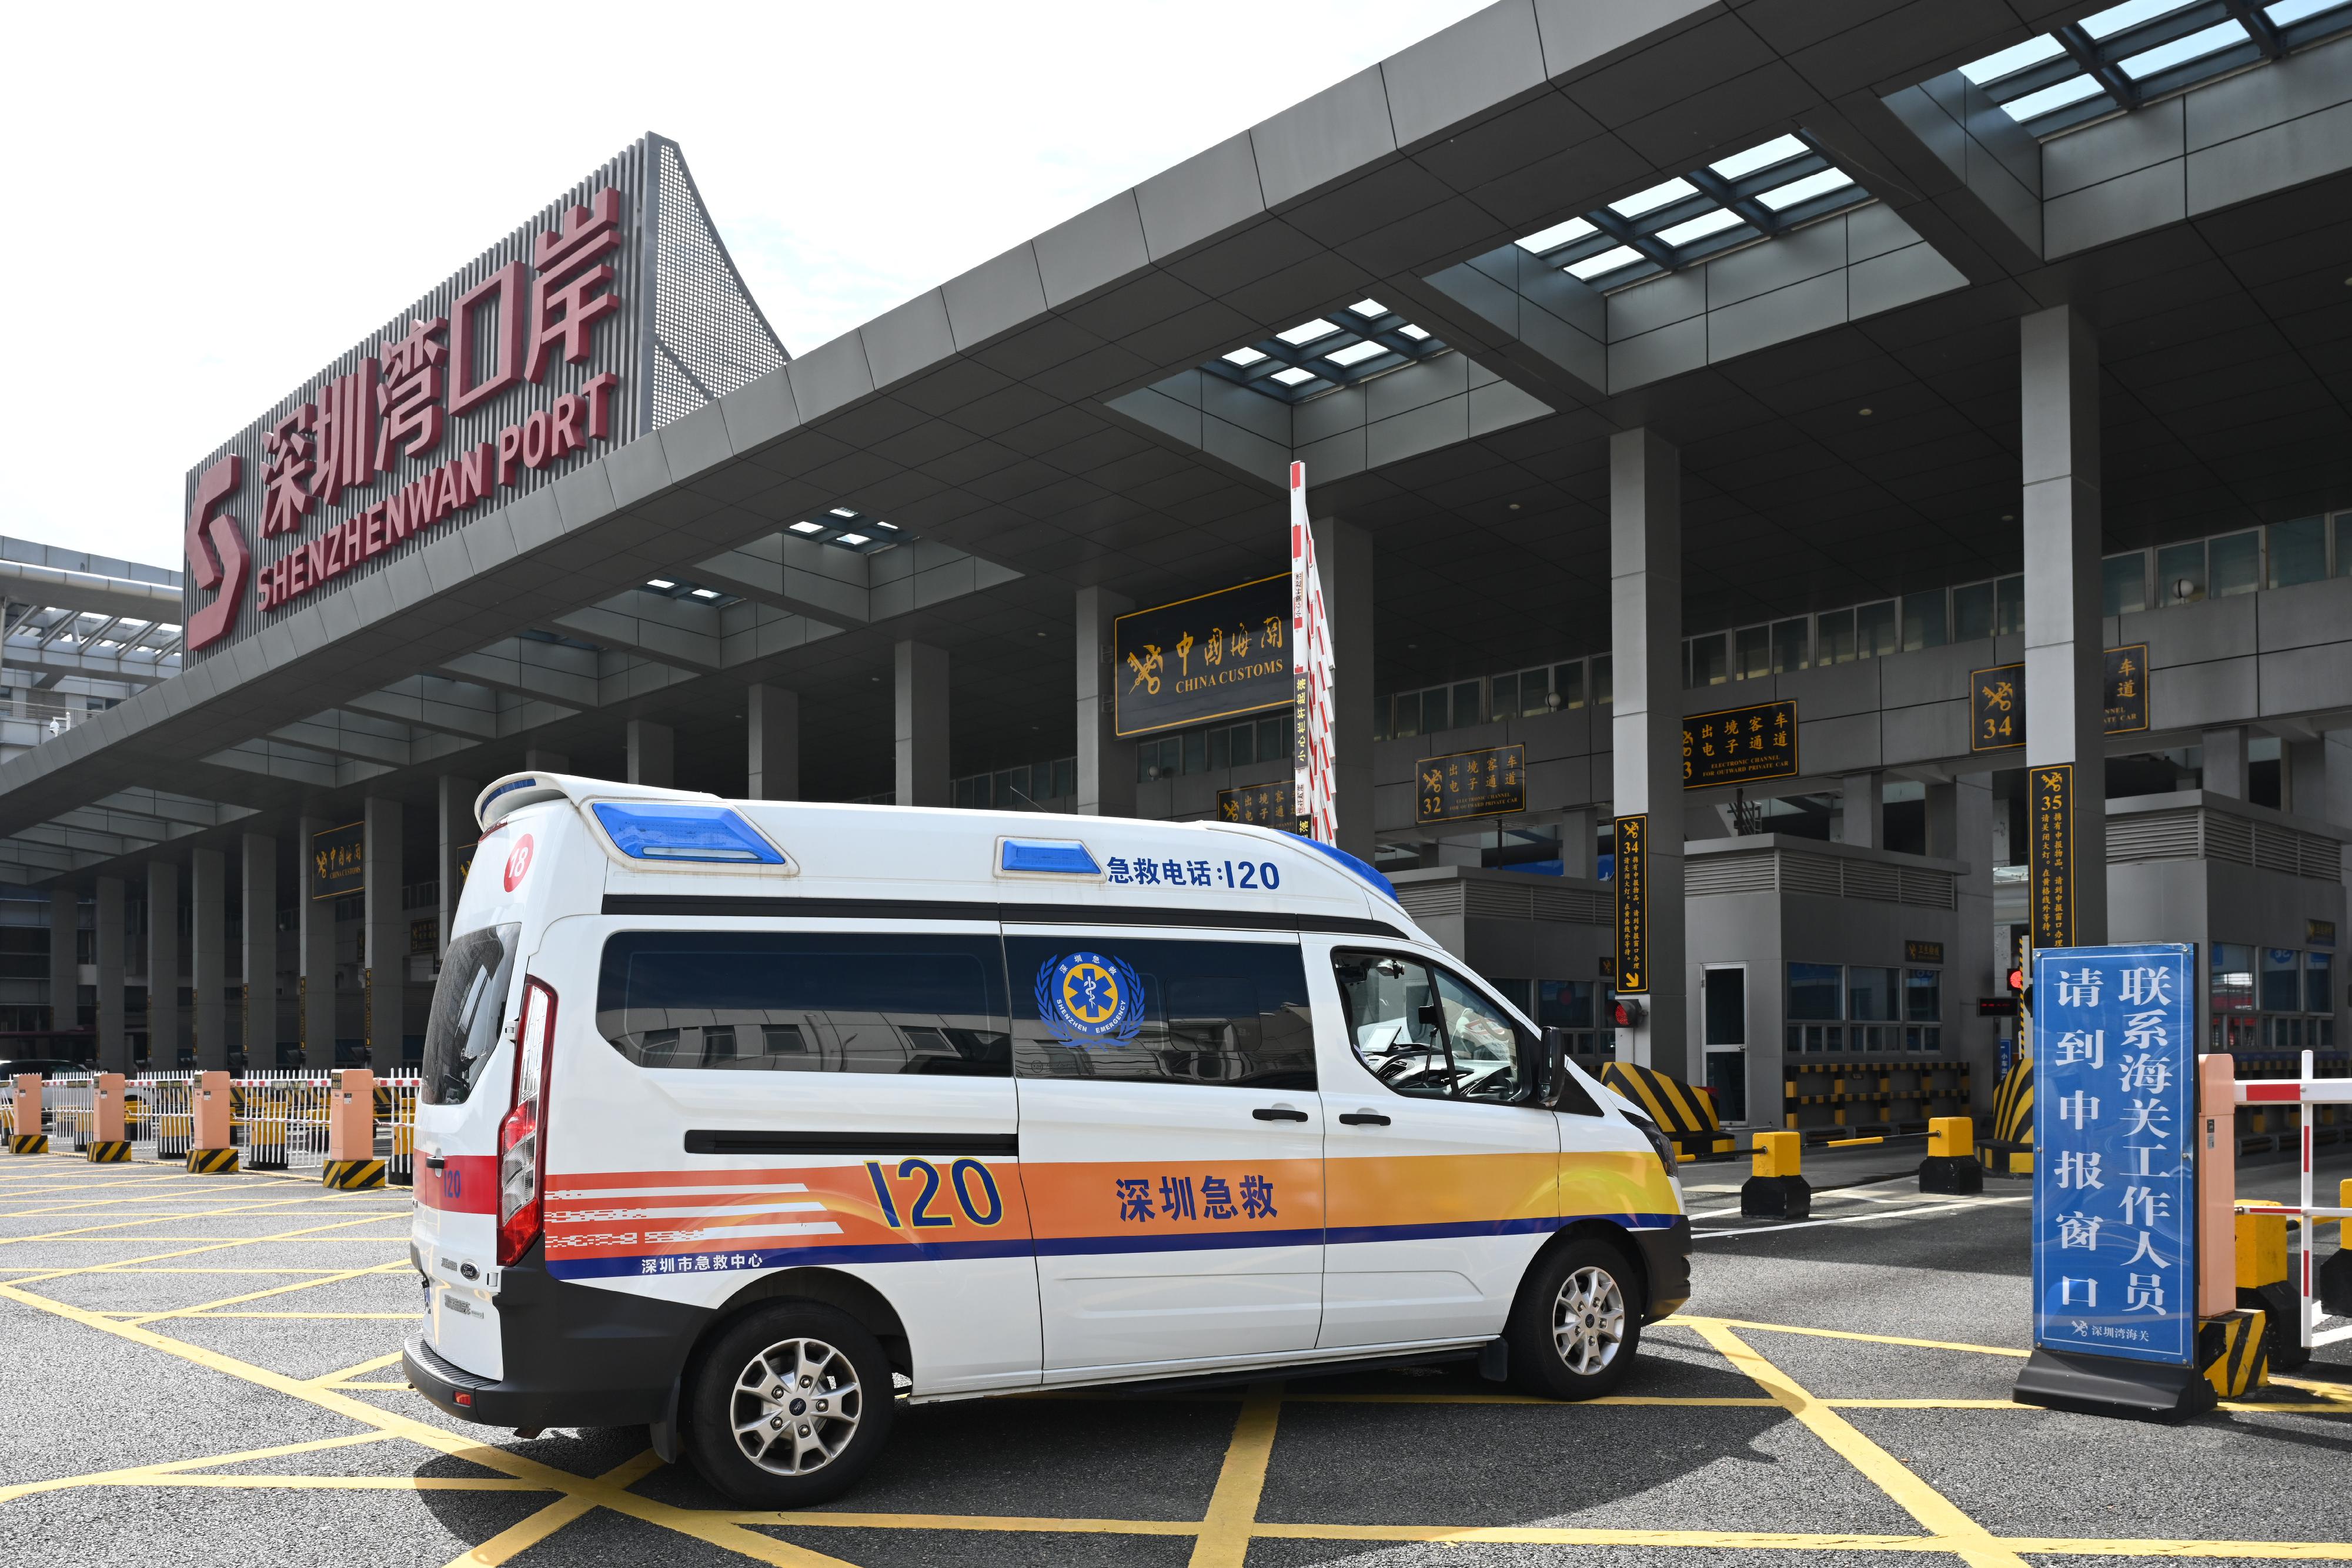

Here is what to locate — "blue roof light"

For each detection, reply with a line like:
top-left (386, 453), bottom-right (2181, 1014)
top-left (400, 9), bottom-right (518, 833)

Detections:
top-left (1297, 836), bottom-right (1399, 904)
top-left (1001, 838), bottom-right (1101, 875)
top-left (592, 803), bottom-right (785, 865)
top-left (483, 777), bottom-right (538, 806)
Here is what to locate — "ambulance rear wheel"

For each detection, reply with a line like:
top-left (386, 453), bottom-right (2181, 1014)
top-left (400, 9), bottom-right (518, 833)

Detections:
top-left (686, 1302), bottom-right (896, 1507)
top-left (1506, 1238), bottom-right (1643, 1399)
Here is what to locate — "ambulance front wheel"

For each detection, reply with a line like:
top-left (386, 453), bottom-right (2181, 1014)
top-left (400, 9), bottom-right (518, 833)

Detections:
top-left (684, 1302), bottom-right (897, 1507)
top-left (1505, 1236), bottom-right (1645, 1399)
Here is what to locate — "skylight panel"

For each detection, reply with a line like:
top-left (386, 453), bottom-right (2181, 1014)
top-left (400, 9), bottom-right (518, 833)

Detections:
top-left (1323, 339), bottom-right (1388, 367)
top-left (1349, 298), bottom-right (1388, 317)
top-left (1224, 346), bottom-right (1267, 366)
top-left (1565, 245), bottom-right (1645, 280)
top-left (874, 521), bottom-right (898, 530)
top-left (2268, 0), bottom-right (2348, 22)
top-left (1709, 135), bottom-right (1809, 180)
top-left (2080, 0), bottom-right (2187, 36)
top-left (1611, 177), bottom-right (1697, 218)
top-left (1398, 323), bottom-right (1431, 340)
top-left (646, 578), bottom-right (676, 590)
top-left (790, 521), bottom-right (826, 534)
top-left (1959, 34), bottom-right (2067, 82)
top-left (1655, 207), bottom-right (1748, 247)
top-left (1516, 216), bottom-right (1596, 252)
top-left (1271, 366), bottom-right (1319, 386)
top-left (829, 507), bottom-right (857, 518)
top-left (834, 535), bottom-right (869, 547)
top-left (2116, 18), bottom-right (2247, 75)
top-left (2000, 73), bottom-right (2109, 120)
top-left (1755, 169), bottom-right (1855, 210)
top-left (1277, 319), bottom-right (1341, 346)
top-left (690, 587), bottom-right (723, 599)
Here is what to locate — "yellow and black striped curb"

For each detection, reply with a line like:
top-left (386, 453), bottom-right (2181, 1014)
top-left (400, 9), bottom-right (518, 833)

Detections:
top-left (83, 1141), bottom-right (131, 1164)
top-left (9, 1134), bottom-right (49, 1155)
top-left (323, 1158), bottom-right (387, 1191)
top-left (1981, 1058), bottom-right (2034, 1174)
top-left (1601, 1061), bottom-right (1735, 1159)
top-left (186, 1146), bottom-right (241, 1175)
top-left (2199, 1308), bottom-right (2270, 1398)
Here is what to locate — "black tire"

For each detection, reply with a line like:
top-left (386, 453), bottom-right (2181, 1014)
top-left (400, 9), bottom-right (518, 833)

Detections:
top-left (684, 1301), bottom-right (896, 1507)
top-left (1505, 1236), bottom-right (1645, 1399)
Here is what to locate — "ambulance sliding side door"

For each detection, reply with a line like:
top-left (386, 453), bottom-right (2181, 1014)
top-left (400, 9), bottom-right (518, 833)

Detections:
top-left (1006, 927), bottom-right (1325, 1375)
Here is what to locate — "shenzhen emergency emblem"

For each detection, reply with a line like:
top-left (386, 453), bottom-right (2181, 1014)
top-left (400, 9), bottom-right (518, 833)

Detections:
top-left (1037, 952), bottom-right (1144, 1045)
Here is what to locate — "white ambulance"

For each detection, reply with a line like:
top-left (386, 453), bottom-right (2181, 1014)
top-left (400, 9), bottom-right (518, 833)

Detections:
top-left (403, 774), bottom-right (1690, 1505)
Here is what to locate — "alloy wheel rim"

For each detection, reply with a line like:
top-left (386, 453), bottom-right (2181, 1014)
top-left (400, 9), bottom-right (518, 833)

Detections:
top-left (1551, 1265), bottom-right (1626, 1376)
top-left (730, 1336), bottom-right (862, 1476)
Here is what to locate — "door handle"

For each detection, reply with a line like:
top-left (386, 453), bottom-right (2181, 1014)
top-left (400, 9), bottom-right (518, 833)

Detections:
top-left (1252, 1106), bottom-right (1310, 1122)
top-left (1338, 1111), bottom-right (1392, 1126)
top-left (425, 1155), bottom-right (446, 1170)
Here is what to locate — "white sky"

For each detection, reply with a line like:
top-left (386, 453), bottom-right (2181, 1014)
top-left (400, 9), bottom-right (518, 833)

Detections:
top-left (2, 1), bottom-right (1491, 572)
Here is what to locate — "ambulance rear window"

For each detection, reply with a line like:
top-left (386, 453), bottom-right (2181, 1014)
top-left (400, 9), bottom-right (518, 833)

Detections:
top-left (422, 922), bottom-right (520, 1105)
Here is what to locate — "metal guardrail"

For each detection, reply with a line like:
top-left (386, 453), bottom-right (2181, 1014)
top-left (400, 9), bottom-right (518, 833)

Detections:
top-left (15, 1068), bottom-right (419, 1185)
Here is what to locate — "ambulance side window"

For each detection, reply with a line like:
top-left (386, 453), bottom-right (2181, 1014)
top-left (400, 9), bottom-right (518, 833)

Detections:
top-left (597, 932), bottom-right (1010, 1076)
top-left (1332, 951), bottom-right (1534, 1103)
top-left (1005, 935), bottom-right (1315, 1091)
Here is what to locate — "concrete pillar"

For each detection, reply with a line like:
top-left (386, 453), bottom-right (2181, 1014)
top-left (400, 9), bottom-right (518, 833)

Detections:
top-left (2327, 731), bottom-right (2352, 832)
top-left (1609, 427), bottom-right (1688, 1077)
top-left (2203, 726), bottom-right (2247, 800)
top-left (747, 685), bottom-right (799, 801)
top-left (896, 641), bottom-right (950, 808)
top-left (627, 720), bottom-right (674, 788)
top-left (1074, 588), bottom-right (1137, 818)
top-left (94, 876), bottom-right (127, 1072)
top-left (2021, 304), bottom-right (2107, 946)
top-left (1559, 807), bottom-right (1596, 880)
top-left (241, 834), bottom-right (276, 1068)
top-left (147, 861), bottom-right (181, 1067)
top-left (298, 817), bottom-right (336, 1065)
top-left (1312, 515), bottom-right (1376, 862)
top-left (1840, 771), bottom-right (1885, 850)
top-left (437, 777), bottom-right (477, 952)
top-left (191, 847), bottom-right (228, 1069)
top-left (1930, 773), bottom-right (2000, 1112)
top-left (2287, 740), bottom-right (2324, 818)
top-left (524, 748), bottom-right (570, 771)
top-left (364, 798), bottom-right (403, 1067)
top-left (48, 883), bottom-right (78, 1041)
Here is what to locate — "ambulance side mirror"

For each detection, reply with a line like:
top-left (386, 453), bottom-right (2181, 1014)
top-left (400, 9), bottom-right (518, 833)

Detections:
top-left (1531, 1028), bottom-right (1571, 1108)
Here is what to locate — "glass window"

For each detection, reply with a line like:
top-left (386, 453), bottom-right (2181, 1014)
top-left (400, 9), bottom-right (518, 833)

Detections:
top-left (1492, 673), bottom-right (1518, 718)
top-left (1996, 575), bottom-right (2024, 636)
top-left (1905, 969), bottom-right (1940, 1023)
top-left (1454, 681), bottom-right (1483, 727)
top-left (2261, 947), bottom-right (2301, 1013)
top-left (1261, 714), bottom-right (1288, 761)
top-left (1208, 728), bottom-right (1231, 771)
top-left (2211, 530), bottom-right (2261, 597)
top-left (1489, 977), bottom-right (1534, 1014)
top-left (1009, 935), bottom-right (1314, 1089)
top-left (1521, 668), bottom-right (1555, 717)
top-left (2307, 951), bottom-right (2333, 1017)
top-left (1953, 582), bottom-right (1995, 642)
top-left (1689, 633), bottom-right (1728, 687)
top-left (1703, 968), bottom-right (1745, 1045)
top-left (2156, 540), bottom-right (2206, 606)
top-left (1537, 979), bottom-right (1593, 1029)
top-left (1434, 968), bottom-right (1530, 1101)
top-left (421, 922), bottom-right (519, 1104)
top-left (1735, 626), bottom-right (1771, 680)
top-left (1591, 656), bottom-right (1612, 705)
top-left (1706, 1049), bottom-right (1748, 1123)
top-left (1772, 618), bottom-right (1808, 673)
top-left (1788, 962), bottom-right (1842, 1021)
top-left (1183, 731), bottom-right (1207, 774)
top-left (1052, 758), bottom-right (1075, 798)
top-left (1816, 608), bottom-right (1856, 664)
top-left (1231, 723), bottom-right (1257, 767)
top-left (2336, 514), bottom-right (2352, 579)
top-left (1331, 951), bottom-right (1447, 1099)
top-left (1856, 601), bottom-right (1897, 658)
top-left (2100, 552), bottom-right (2147, 616)
top-left (1424, 687), bottom-right (1450, 733)
top-left (1901, 590), bottom-right (1947, 651)
top-left (2270, 517), bottom-right (2326, 589)
top-left (599, 932), bottom-right (1011, 1076)
top-left (2211, 943), bottom-right (2254, 1013)
top-left (1555, 661), bottom-right (1585, 711)
top-left (1848, 966), bottom-right (1898, 1021)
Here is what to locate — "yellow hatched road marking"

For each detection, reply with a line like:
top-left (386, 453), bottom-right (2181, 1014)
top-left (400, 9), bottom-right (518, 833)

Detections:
top-left (0, 1213), bottom-right (405, 1288)
top-left (1187, 1382), bottom-right (1281, 1568)
top-left (122, 1258), bottom-right (411, 1325)
top-left (440, 1450), bottom-right (663, 1568)
top-left (0, 1431), bottom-right (402, 1503)
top-left (1667, 1313), bottom-right (2030, 1359)
top-left (310, 1350), bottom-right (407, 1386)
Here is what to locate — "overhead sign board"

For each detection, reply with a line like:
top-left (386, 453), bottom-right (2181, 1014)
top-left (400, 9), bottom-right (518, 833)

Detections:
top-left (1114, 574), bottom-right (1290, 738)
top-left (1682, 698), bottom-right (1796, 788)
top-left (1969, 646), bottom-right (2151, 753)
top-left (2029, 763), bottom-right (2076, 950)
top-left (2030, 942), bottom-right (2196, 1367)
top-left (1615, 814), bottom-right (1649, 995)
top-left (1416, 744), bottom-right (1526, 825)
top-left (1217, 781), bottom-right (1299, 833)
top-left (311, 821), bottom-right (364, 901)
top-left (183, 135), bottom-right (784, 660)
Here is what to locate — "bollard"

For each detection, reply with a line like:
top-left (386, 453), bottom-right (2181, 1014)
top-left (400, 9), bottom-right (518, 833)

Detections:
top-left (1740, 1131), bottom-right (1811, 1219)
top-left (188, 1071), bottom-right (239, 1174)
top-left (1918, 1115), bottom-right (1983, 1195)
top-left (86, 1074), bottom-right (131, 1163)
top-left (323, 1068), bottom-right (385, 1190)
top-left (2197, 1307), bottom-right (2270, 1398)
top-left (2236, 1205), bottom-right (2307, 1372)
top-left (2321, 1178), bottom-right (2352, 1320)
top-left (9, 1074), bottom-right (46, 1155)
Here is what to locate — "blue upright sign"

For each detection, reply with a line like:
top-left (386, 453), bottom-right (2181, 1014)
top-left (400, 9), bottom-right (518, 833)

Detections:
top-left (2031, 943), bottom-right (2196, 1366)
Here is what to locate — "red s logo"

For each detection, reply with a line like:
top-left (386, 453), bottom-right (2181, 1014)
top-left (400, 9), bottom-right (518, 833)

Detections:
top-left (504, 834), bottom-right (535, 891)
top-left (185, 455), bottom-right (249, 651)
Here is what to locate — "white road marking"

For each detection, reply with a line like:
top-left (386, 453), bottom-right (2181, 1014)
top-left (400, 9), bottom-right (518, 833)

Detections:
top-left (1695, 1195), bottom-right (2029, 1239)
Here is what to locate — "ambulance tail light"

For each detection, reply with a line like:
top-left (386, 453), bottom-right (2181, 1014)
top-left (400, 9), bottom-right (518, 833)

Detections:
top-left (497, 977), bottom-right (557, 1266)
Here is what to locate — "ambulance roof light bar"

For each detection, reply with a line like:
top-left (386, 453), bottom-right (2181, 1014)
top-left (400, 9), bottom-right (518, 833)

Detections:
top-left (592, 803), bottom-right (789, 865)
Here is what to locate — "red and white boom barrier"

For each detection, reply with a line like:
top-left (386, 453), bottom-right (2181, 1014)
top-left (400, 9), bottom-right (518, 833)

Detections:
top-left (2233, 1049), bottom-right (2352, 1350)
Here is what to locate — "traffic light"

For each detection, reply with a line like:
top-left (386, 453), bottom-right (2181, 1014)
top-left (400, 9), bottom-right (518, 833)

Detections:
top-left (2007, 965), bottom-right (2032, 1015)
top-left (1612, 998), bottom-right (1648, 1028)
